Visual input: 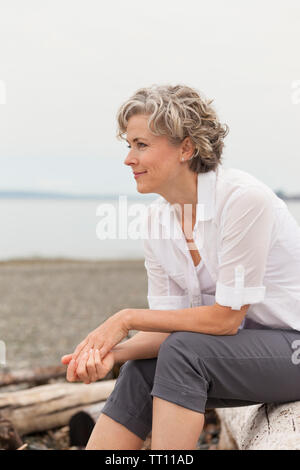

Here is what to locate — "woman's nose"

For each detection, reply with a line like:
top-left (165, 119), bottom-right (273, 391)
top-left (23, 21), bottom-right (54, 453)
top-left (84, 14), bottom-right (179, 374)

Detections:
top-left (123, 150), bottom-right (138, 167)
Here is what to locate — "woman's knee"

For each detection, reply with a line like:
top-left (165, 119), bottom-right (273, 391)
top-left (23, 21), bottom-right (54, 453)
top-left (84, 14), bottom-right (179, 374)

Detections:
top-left (117, 358), bottom-right (157, 392)
top-left (101, 359), bottom-right (156, 441)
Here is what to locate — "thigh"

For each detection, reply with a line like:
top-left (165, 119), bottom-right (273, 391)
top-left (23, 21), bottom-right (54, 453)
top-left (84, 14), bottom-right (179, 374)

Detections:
top-left (161, 328), bottom-right (300, 406)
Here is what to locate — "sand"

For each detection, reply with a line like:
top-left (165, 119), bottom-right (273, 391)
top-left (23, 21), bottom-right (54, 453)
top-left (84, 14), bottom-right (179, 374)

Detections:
top-left (0, 258), bottom-right (148, 370)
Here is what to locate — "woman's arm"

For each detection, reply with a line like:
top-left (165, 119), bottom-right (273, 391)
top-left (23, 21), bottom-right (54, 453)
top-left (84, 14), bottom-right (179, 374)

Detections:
top-left (123, 303), bottom-right (250, 337)
top-left (111, 331), bottom-right (171, 364)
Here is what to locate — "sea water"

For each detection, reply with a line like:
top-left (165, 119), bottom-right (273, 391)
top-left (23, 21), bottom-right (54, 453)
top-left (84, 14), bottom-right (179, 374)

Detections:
top-left (0, 198), bottom-right (299, 261)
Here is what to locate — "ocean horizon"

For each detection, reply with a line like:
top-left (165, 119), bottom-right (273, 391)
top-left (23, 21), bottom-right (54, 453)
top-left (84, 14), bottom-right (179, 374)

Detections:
top-left (0, 189), bottom-right (299, 200)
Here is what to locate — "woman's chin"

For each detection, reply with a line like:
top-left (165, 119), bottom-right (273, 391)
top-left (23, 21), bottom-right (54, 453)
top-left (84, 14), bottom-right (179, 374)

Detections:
top-left (136, 184), bottom-right (151, 194)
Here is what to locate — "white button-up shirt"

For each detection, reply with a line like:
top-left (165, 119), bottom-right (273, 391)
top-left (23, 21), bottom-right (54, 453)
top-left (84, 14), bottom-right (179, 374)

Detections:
top-left (142, 165), bottom-right (300, 331)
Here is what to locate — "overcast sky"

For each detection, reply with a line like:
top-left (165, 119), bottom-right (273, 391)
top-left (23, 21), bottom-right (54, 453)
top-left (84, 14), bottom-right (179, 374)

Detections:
top-left (0, 0), bottom-right (299, 195)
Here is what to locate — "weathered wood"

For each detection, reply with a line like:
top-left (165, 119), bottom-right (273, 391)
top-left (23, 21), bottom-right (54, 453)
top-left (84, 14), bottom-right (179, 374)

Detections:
top-left (0, 416), bottom-right (23, 450)
top-left (0, 365), bottom-right (68, 387)
top-left (0, 380), bottom-right (116, 436)
top-left (216, 401), bottom-right (300, 450)
top-left (17, 443), bottom-right (28, 450)
top-left (0, 363), bottom-right (120, 387)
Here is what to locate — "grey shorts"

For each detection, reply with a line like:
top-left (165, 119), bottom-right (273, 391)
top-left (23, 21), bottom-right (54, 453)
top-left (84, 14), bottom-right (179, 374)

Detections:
top-left (101, 326), bottom-right (300, 441)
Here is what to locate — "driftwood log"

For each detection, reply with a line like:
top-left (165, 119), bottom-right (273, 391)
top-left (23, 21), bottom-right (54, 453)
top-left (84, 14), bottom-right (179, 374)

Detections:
top-left (216, 401), bottom-right (300, 450)
top-left (0, 380), bottom-right (116, 436)
top-left (0, 364), bottom-right (120, 388)
top-left (0, 365), bottom-right (68, 387)
top-left (0, 416), bottom-right (23, 450)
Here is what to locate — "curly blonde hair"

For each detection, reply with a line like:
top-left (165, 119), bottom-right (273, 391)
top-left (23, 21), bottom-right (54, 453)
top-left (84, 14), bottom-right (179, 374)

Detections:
top-left (116, 83), bottom-right (229, 173)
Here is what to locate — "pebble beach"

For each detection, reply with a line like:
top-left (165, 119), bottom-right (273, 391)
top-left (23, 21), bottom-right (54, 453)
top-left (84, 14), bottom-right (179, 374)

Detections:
top-left (0, 258), bottom-right (148, 371)
top-left (0, 257), bottom-right (221, 450)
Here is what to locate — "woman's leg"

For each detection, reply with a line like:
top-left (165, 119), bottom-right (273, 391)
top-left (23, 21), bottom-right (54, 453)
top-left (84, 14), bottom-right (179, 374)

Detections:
top-left (87, 327), bottom-right (300, 449)
top-left (148, 327), bottom-right (300, 449)
top-left (151, 397), bottom-right (205, 449)
top-left (86, 393), bottom-right (205, 450)
top-left (150, 328), bottom-right (300, 417)
top-left (86, 413), bottom-right (145, 450)
top-left (86, 359), bottom-right (205, 450)
top-left (86, 355), bottom-right (206, 450)
top-left (86, 358), bottom-right (157, 449)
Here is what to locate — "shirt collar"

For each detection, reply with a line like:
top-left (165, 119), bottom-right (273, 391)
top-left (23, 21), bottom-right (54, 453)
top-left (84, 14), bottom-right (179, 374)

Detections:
top-left (159, 166), bottom-right (219, 227)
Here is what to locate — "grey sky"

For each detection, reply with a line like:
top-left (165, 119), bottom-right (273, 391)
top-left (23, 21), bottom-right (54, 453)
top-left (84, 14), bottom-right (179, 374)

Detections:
top-left (0, 0), bottom-right (299, 195)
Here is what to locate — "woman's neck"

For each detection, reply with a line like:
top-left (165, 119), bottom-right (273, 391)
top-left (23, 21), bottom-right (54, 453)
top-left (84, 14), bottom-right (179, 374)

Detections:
top-left (159, 170), bottom-right (198, 209)
top-left (158, 170), bottom-right (198, 237)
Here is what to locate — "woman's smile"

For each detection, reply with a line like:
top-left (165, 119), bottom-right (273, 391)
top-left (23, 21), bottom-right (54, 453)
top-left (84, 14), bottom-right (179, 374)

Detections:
top-left (134, 171), bottom-right (147, 179)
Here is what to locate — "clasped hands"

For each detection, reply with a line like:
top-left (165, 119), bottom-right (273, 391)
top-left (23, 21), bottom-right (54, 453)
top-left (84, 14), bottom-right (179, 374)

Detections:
top-left (61, 309), bottom-right (130, 384)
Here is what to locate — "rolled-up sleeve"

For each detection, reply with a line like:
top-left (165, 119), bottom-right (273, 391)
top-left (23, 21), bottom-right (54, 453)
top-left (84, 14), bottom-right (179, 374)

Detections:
top-left (215, 185), bottom-right (275, 310)
top-left (143, 237), bottom-right (190, 310)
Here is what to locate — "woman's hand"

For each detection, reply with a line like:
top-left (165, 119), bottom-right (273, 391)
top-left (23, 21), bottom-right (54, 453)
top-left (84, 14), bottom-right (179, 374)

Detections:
top-left (61, 349), bottom-right (115, 383)
top-left (61, 308), bottom-right (130, 383)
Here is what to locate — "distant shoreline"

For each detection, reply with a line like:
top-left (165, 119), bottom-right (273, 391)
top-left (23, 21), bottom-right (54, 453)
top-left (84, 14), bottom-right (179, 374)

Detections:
top-left (0, 190), bottom-right (157, 201)
top-left (0, 257), bottom-right (144, 265)
top-left (0, 190), bottom-right (299, 201)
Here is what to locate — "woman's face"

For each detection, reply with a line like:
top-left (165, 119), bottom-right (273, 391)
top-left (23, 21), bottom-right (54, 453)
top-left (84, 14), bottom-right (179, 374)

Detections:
top-left (123, 114), bottom-right (186, 195)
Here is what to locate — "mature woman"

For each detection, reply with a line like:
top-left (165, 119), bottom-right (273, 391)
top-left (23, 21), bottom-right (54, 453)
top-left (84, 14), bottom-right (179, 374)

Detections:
top-left (62, 84), bottom-right (300, 450)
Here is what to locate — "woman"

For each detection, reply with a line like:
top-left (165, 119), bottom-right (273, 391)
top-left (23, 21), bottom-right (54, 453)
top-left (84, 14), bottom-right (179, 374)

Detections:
top-left (61, 84), bottom-right (300, 450)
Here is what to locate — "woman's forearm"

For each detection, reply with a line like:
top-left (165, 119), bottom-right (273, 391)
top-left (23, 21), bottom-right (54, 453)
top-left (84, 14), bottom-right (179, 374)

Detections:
top-left (111, 331), bottom-right (171, 364)
top-left (123, 304), bottom-right (245, 336)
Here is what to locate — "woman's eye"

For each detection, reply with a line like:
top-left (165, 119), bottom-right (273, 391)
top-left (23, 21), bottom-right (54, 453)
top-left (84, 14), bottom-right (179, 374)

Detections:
top-left (127, 143), bottom-right (146, 149)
